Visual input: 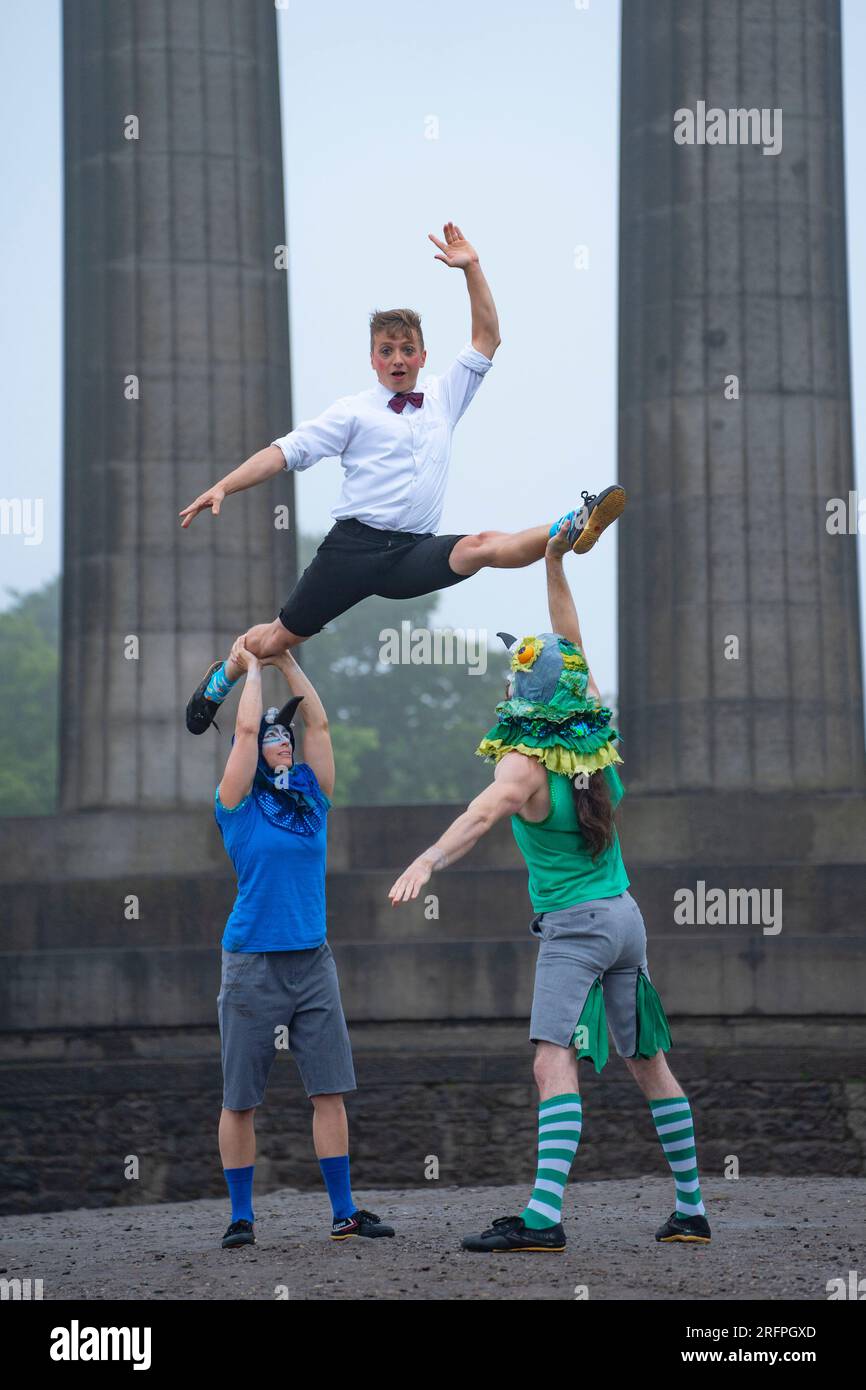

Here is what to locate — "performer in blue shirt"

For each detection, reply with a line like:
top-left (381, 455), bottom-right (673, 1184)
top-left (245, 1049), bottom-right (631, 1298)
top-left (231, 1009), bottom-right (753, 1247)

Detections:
top-left (214, 637), bottom-right (394, 1249)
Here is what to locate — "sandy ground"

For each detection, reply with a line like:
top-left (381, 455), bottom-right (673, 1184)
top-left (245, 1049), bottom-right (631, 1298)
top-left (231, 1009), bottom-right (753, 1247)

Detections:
top-left (1, 1176), bottom-right (863, 1301)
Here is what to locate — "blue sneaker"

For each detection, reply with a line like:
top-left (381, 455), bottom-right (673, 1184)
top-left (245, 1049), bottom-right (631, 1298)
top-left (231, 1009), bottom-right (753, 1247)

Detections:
top-left (549, 503), bottom-right (589, 545)
top-left (549, 485), bottom-right (626, 554)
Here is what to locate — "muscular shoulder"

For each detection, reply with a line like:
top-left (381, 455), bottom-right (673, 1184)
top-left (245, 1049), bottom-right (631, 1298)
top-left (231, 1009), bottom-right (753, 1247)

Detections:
top-left (494, 750), bottom-right (547, 799)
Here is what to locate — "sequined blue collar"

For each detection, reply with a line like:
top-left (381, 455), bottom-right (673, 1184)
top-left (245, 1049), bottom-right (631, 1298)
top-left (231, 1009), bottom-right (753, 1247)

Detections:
top-left (253, 760), bottom-right (327, 835)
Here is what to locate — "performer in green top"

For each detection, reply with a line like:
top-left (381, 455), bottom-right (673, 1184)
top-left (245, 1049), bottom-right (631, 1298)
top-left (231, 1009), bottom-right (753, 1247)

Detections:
top-left (389, 518), bottom-right (710, 1253)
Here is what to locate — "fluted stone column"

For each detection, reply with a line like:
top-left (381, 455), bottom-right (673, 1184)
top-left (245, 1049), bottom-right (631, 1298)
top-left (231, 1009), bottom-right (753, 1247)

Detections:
top-left (61, 0), bottom-right (295, 808)
top-left (617, 0), bottom-right (864, 790)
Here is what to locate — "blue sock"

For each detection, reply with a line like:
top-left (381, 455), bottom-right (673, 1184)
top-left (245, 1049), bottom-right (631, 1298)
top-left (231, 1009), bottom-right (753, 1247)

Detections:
top-left (224, 1164), bottom-right (255, 1223)
top-left (319, 1155), bottom-right (355, 1220)
top-left (205, 661), bottom-right (240, 704)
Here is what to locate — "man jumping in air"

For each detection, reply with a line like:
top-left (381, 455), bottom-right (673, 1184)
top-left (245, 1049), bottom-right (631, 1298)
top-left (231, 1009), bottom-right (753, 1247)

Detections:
top-left (180, 221), bottom-right (625, 734)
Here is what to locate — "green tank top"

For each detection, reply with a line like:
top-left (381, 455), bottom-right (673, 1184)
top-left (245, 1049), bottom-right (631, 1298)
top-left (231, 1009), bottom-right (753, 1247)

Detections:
top-left (510, 764), bottom-right (629, 911)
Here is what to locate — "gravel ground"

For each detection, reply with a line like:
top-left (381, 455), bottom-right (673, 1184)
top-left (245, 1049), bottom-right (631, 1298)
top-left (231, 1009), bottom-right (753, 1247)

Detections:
top-left (2, 1177), bottom-right (863, 1301)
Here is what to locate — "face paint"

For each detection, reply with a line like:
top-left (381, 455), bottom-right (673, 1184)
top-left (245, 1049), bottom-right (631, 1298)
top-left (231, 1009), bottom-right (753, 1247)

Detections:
top-left (262, 723), bottom-right (292, 747)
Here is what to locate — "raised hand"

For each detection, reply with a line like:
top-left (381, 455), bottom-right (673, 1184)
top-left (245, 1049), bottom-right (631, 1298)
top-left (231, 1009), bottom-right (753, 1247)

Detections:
top-left (545, 519), bottom-right (574, 560)
top-left (179, 484), bottom-right (227, 528)
top-left (259, 648), bottom-right (299, 673)
top-left (429, 221), bottom-right (479, 270)
top-left (229, 634), bottom-right (258, 673)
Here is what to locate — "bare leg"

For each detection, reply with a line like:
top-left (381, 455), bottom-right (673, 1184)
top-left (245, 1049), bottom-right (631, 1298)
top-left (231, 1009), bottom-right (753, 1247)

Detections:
top-left (218, 1106), bottom-right (256, 1168)
top-left (533, 1039), bottom-right (580, 1100)
top-left (623, 1051), bottom-right (685, 1100)
top-left (223, 619), bottom-right (308, 679)
top-left (310, 1093), bottom-right (349, 1158)
top-left (449, 524), bottom-right (550, 577)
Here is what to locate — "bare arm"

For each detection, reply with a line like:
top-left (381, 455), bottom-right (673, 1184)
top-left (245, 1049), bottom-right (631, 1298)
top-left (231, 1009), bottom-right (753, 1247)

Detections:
top-left (218, 644), bottom-right (263, 809)
top-left (180, 398), bottom-right (353, 529)
top-left (179, 446), bottom-right (285, 528)
top-left (545, 526), bottom-right (602, 702)
top-left (464, 261), bottom-right (501, 360)
top-left (388, 753), bottom-right (544, 904)
top-left (266, 650), bottom-right (335, 800)
top-left (429, 221), bottom-right (501, 360)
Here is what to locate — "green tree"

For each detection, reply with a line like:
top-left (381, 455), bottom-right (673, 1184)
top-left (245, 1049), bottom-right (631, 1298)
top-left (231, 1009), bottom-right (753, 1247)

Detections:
top-left (0, 577), bottom-right (60, 815)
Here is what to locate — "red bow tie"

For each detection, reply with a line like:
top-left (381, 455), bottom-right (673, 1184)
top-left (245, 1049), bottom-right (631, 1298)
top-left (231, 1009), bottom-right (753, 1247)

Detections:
top-left (388, 391), bottom-right (424, 414)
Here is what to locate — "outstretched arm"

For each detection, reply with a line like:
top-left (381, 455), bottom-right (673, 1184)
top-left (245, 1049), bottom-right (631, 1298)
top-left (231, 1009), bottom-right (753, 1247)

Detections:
top-left (545, 523), bottom-right (602, 702)
top-left (388, 752), bottom-right (544, 904)
top-left (179, 446), bottom-right (285, 528)
top-left (179, 400), bottom-right (352, 529)
top-left (218, 640), bottom-right (263, 809)
top-left (429, 221), bottom-right (501, 360)
top-left (266, 650), bottom-right (335, 800)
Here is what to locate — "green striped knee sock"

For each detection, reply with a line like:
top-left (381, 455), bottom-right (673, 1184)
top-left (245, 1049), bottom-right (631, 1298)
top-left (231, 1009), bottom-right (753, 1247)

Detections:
top-left (649, 1095), bottom-right (705, 1217)
top-left (520, 1093), bottom-right (582, 1230)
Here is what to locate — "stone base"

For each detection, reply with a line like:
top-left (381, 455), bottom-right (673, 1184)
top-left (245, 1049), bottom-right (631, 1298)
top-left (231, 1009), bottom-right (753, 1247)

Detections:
top-left (1, 1020), bottom-right (864, 1215)
top-left (2, 794), bottom-right (865, 1212)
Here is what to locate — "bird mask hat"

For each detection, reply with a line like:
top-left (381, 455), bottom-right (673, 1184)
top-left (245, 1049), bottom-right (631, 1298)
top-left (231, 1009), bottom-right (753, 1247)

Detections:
top-left (475, 632), bottom-right (623, 778)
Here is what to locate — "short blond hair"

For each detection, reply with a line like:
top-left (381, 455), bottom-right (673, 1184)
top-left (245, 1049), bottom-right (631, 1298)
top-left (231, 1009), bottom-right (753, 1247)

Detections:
top-left (369, 308), bottom-right (424, 353)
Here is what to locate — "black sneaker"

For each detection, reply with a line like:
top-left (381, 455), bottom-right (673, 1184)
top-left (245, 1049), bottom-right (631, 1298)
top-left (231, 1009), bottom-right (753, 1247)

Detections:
top-left (655, 1210), bottom-right (711, 1243)
top-left (461, 1215), bottom-right (566, 1253)
top-left (573, 484), bottom-right (627, 554)
top-left (221, 1218), bottom-right (255, 1249)
top-left (186, 660), bottom-right (224, 735)
top-left (330, 1208), bottom-right (395, 1240)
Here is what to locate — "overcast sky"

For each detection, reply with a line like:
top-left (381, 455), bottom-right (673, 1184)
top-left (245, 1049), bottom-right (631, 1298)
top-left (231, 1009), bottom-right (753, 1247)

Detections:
top-left (1, 0), bottom-right (864, 707)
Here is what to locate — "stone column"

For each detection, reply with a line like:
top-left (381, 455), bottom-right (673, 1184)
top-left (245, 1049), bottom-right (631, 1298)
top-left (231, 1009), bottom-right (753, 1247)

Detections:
top-left (61, 0), bottom-right (295, 808)
top-left (617, 0), bottom-right (864, 790)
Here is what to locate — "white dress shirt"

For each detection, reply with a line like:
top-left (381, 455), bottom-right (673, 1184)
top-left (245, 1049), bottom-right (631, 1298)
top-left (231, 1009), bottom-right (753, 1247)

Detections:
top-left (270, 343), bottom-right (493, 535)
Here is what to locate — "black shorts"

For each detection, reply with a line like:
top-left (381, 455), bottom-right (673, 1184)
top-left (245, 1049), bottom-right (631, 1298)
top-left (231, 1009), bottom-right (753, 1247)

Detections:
top-left (279, 518), bottom-right (470, 637)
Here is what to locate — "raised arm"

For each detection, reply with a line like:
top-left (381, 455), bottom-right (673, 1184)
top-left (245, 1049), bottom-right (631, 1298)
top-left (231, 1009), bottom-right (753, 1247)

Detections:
top-left (429, 221), bottom-right (501, 359)
top-left (218, 640), bottom-right (264, 808)
top-left (545, 524), bottom-right (602, 702)
top-left (266, 650), bottom-right (335, 800)
top-left (388, 752), bottom-right (545, 904)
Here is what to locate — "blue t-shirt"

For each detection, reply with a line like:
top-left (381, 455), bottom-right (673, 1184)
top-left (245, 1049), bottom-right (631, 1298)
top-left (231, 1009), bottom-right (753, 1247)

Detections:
top-left (214, 764), bottom-right (331, 951)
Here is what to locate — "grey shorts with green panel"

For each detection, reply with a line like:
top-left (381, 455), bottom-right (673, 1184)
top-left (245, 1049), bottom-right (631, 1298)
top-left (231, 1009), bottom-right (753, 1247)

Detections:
top-left (529, 889), bottom-right (671, 1071)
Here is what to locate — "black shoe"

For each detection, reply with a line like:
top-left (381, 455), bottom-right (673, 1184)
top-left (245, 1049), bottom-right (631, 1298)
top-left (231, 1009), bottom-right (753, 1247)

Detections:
top-left (572, 484), bottom-right (627, 554)
top-left (221, 1218), bottom-right (255, 1249)
top-left (330, 1208), bottom-right (395, 1240)
top-left (655, 1210), bottom-right (711, 1243)
top-left (186, 660), bottom-right (224, 735)
top-left (461, 1215), bottom-right (566, 1253)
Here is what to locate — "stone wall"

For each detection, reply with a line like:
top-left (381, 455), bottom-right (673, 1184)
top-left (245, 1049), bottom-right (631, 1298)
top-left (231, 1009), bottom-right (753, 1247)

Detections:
top-left (2, 793), bottom-right (865, 1213)
top-left (2, 1020), bottom-right (864, 1216)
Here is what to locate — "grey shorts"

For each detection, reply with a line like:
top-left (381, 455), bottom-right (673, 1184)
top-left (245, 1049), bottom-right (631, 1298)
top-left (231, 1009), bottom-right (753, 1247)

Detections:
top-left (217, 942), bottom-right (357, 1109)
top-left (529, 890), bottom-right (670, 1064)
